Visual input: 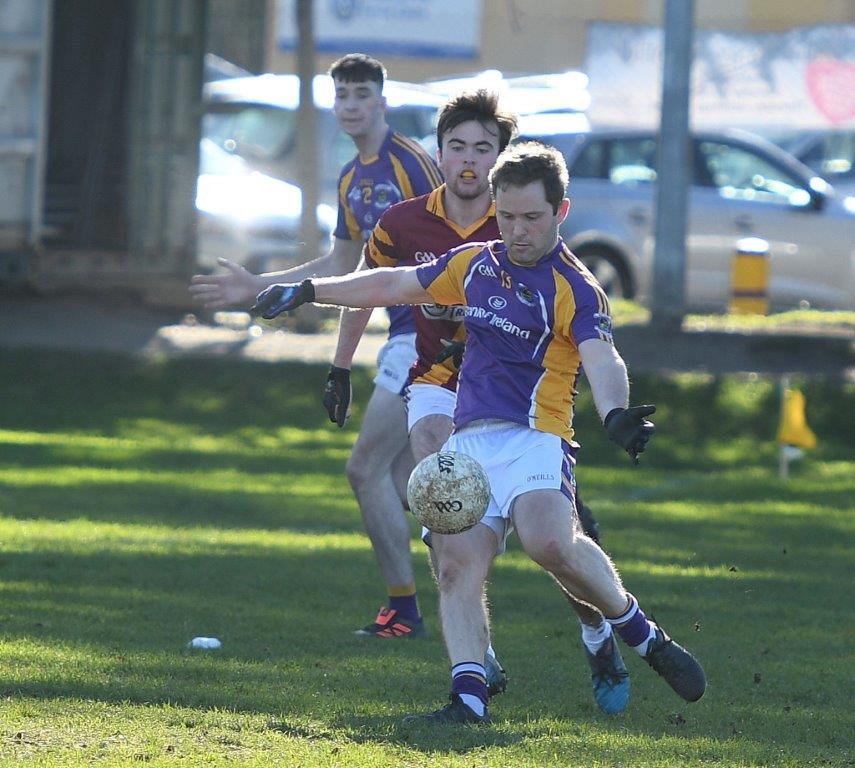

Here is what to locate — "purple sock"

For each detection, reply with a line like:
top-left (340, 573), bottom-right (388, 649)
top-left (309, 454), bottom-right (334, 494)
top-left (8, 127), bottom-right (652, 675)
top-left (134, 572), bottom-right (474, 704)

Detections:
top-left (608, 594), bottom-right (655, 650)
top-left (389, 593), bottom-right (420, 622)
top-left (451, 662), bottom-right (488, 713)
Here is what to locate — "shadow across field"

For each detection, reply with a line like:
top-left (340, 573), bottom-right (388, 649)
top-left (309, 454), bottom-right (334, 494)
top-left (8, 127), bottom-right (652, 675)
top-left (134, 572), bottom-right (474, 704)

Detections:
top-left (0, 349), bottom-right (851, 765)
top-left (2, 349), bottom-right (852, 463)
top-left (0, 513), bottom-right (849, 752)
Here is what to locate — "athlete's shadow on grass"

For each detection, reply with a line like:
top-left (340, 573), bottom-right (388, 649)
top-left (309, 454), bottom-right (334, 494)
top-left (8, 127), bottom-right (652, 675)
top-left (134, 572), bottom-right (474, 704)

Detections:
top-left (335, 713), bottom-right (524, 750)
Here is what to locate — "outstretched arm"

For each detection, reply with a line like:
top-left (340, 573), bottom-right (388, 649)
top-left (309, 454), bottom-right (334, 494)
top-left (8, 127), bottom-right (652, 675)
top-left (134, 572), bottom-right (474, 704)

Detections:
top-left (273, 236), bottom-right (364, 282)
top-left (251, 266), bottom-right (431, 319)
top-left (314, 266), bottom-right (431, 307)
top-left (189, 237), bottom-right (364, 309)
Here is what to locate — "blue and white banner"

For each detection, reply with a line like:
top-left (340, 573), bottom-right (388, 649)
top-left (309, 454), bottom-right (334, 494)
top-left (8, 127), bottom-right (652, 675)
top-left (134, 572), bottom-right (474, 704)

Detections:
top-left (276, 0), bottom-right (482, 59)
top-left (585, 22), bottom-right (855, 129)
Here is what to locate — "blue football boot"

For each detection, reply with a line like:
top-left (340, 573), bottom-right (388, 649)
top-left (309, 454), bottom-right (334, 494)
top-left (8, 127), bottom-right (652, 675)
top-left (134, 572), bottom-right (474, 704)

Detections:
top-left (484, 653), bottom-right (507, 697)
top-left (583, 636), bottom-right (630, 714)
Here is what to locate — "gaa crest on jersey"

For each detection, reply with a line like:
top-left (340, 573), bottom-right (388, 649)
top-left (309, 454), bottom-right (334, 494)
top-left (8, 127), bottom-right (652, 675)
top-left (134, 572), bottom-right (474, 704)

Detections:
top-left (515, 283), bottom-right (537, 307)
top-left (373, 181), bottom-right (401, 213)
top-left (594, 312), bottom-right (614, 338)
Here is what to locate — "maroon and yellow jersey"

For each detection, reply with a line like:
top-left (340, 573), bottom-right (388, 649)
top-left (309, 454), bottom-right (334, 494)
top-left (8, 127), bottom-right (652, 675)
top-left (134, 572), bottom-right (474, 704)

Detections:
top-left (365, 185), bottom-right (499, 390)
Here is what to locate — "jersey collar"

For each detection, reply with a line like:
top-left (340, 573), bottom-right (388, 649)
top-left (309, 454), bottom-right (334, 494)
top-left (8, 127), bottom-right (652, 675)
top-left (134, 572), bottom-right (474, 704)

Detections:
top-left (500, 237), bottom-right (567, 267)
top-left (357, 127), bottom-right (394, 165)
top-left (426, 185), bottom-right (496, 239)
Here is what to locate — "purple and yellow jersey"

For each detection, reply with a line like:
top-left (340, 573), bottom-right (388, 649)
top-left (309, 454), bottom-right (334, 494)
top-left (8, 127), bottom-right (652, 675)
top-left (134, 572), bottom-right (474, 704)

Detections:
top-left (365, 186), bottom-right (499, 391)
top-left (335, 128), bottom-right (442, 337)
top-left (415, 238), bottom-right (613, 442)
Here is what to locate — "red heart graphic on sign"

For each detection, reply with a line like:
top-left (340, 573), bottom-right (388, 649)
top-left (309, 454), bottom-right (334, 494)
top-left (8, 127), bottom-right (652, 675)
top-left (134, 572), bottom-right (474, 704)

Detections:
top-left (805, 59), bottom-right (855, 125)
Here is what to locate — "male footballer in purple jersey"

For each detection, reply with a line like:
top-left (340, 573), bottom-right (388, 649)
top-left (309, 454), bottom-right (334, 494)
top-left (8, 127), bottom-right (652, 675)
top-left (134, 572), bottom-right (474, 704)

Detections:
top-left (252, 141), bottom-right (707, 725)
top-left (325, 90), bottom-right (628, 714)
top-left (190, 54), bottom-right (442, 637)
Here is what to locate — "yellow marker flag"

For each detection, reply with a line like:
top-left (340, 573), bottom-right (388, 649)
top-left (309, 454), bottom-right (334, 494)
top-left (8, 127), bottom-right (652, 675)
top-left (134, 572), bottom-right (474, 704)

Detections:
top-left (777, 389), bottom-right (817, 450)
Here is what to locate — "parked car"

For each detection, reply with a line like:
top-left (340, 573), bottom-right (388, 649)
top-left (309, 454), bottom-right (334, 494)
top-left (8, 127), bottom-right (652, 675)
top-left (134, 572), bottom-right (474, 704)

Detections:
top-left (769, 129), bottom-right (855, 198)
top-left (195, 138), bottom-right (336, 273)
top-left (197, 74), bottom-right (442, 271)
top-left (517, 120), bottom-right (855, 311)
top-left (418, 69), bottom-right (590, 156)
top-left (425, 69), bottom-right (590, 117)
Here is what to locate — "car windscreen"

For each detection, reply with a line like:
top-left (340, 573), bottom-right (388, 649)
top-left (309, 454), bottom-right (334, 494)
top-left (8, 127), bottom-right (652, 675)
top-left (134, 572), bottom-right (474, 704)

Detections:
top-left (516, 132), bottom-right (587, 172)
top-left (202, 104), bottom-right (435, 205)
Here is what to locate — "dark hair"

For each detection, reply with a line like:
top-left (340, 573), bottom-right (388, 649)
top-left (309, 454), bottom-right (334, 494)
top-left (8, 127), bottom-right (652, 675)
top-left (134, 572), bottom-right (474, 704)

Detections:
top-left (489, 141), bottom-right (568, 213)
top-left (436, 89), bottom-right (518, 153)
top-left (328, 53), bottom-right (386, 89)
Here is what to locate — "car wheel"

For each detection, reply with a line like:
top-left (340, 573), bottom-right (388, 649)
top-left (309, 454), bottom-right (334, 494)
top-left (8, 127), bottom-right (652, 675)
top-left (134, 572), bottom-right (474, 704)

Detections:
top-left (577, 247), bottom-right (634, 299)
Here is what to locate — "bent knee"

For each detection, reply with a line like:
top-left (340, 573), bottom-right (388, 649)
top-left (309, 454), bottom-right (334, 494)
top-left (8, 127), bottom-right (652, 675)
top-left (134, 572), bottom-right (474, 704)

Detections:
top-left (346, 442), bottom-right (394, 488)
top-left (528, 536), bottom-right (580, 574)
top-left (410, 416), bottom-right (452, 459)
top-left (434, 551), bottom-right (484, 594)
top-left (435, 562), bottom-right (461, 592)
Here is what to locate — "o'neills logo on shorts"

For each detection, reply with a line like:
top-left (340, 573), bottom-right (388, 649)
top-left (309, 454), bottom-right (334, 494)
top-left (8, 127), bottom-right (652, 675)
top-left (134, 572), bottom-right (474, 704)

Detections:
top-left (527, 473), bottom-right (555, 482)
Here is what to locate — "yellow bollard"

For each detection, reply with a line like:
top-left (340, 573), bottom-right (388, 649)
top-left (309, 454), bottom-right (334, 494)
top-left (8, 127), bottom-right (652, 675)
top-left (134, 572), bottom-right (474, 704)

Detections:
top-left (777, 388), bottom-right (817, 450)
top-left (729, 237), bottom-right (770, 315)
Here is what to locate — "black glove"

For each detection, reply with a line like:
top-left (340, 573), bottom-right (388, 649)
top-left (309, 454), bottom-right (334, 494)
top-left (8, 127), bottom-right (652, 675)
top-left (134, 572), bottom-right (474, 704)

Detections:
top-left (604, 405), bottom-right (656, 465)
top-left (436, 339), bottom-right (465, 368)
top-left (251, 279), bottom-right (315, 319)
top-left (322, 365), bottom-right (352, 427)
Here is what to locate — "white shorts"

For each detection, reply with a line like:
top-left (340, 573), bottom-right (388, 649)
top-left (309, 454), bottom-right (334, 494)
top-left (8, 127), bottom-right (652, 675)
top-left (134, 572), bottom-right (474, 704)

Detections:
top-left (373, 333), bottom-right (417, 395)
top-left (405, 382), bottom-right (457, 432)
top-left (423, 420), bottom-right (577, 555)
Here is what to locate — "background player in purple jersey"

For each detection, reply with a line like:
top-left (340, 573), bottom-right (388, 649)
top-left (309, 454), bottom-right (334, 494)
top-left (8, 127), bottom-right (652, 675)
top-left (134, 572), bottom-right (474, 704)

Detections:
top-left (325, 90), bottom-right (628, 714)
top-left (189, 54), bottom-right (442, 638)
top-left (252, 141), bottom-right (707, 725)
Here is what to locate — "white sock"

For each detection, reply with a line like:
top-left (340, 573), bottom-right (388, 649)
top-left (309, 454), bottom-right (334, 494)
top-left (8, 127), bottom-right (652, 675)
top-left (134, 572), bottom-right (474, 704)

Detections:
top-left (485, 643), bottom-right (496, 660)
top-left (581, 620), bottom-right (613, 654)
top-left (458, 693), bottom-right (486, 716)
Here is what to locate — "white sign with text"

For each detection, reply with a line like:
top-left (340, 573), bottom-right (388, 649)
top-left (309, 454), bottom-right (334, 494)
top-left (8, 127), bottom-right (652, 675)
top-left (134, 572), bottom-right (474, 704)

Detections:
top-left (276, 0), bottom-right (482, 59)
top-left (585, 22), bottom-right (855, 129)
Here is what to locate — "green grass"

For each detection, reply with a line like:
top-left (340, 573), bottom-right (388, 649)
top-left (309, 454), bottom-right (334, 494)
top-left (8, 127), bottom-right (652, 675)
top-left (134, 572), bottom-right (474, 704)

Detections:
top-left (0, 349), bottom-right (852, 766)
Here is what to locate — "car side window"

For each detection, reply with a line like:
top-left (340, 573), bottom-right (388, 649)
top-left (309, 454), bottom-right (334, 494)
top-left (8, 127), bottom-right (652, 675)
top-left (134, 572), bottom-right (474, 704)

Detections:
top-left (607, 138), bottom-right (657, 185)
top-left (811, 132), bottom-right (855, 184)
top-left (696, 141), bottom-right (810, 206)
top-left (571, 139), bottom-right (606, 179)
top-left (386, 109), bottom-right (424, 142)
top-left (207, 106), bottom-right (296, 162)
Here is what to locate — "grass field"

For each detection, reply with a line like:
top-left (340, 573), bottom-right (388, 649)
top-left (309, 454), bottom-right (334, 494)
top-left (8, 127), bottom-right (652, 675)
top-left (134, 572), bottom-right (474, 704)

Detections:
top-left (0, 349), bottom-right (852, 767)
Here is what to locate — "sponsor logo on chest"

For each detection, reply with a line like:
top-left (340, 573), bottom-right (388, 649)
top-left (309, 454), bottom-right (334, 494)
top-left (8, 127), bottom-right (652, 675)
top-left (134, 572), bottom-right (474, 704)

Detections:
top-left (464, 305), bottom-right (531, 339)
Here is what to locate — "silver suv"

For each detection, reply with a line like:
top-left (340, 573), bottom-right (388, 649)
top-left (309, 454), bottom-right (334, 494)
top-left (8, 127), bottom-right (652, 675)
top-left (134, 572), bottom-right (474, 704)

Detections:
top-left (518, 121), bottom-right (855, 311)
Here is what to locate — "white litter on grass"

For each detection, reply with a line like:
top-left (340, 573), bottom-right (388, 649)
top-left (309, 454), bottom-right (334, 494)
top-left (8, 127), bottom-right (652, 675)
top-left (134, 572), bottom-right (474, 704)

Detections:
top-left (188, 636), bottom-right (222, 650)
